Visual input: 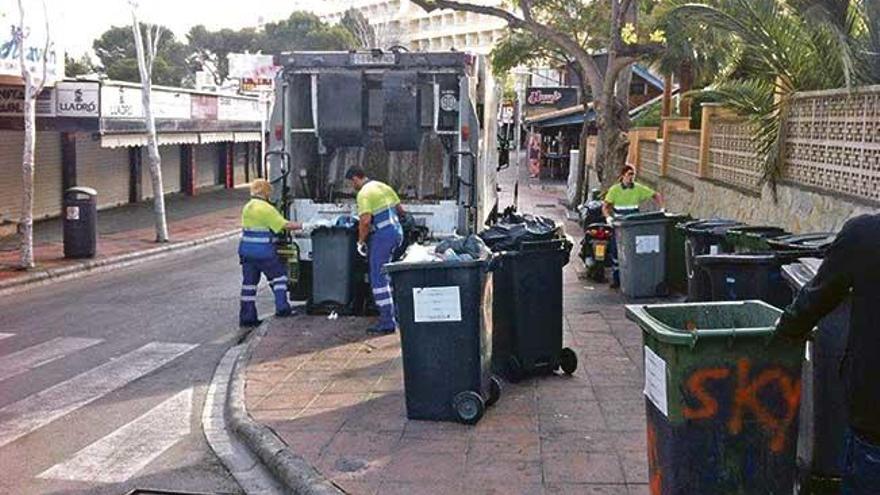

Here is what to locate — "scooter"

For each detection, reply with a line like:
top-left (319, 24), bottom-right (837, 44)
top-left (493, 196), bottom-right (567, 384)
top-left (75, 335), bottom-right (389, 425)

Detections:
top-left (578, 190), bottom-right (613, 283)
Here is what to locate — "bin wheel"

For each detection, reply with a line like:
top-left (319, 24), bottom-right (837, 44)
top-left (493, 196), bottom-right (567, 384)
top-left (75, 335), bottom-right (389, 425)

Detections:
top-left (559, 348), bottom-right (578, 375)
top-left (452, 391), bottom-right (485, 424)
top-left (506, 356), bottom-right (524, 383)
top-left (487, 376), bottom-right (502, 407)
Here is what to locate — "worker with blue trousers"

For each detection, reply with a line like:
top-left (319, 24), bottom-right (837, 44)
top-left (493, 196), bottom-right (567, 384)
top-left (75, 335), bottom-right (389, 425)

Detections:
top-left (346, 166), bottom-right (406, 335)
top-left (239, 179), bottom-right (302, 327)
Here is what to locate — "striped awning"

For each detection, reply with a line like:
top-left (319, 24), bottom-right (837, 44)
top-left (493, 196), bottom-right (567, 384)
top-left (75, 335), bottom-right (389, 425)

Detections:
top-left (200, 132), bottom-right (235, 144)
top-left (233, 132), bottom-right (261, 143)
top-left (100, 134), bottom-right (148, 148)
top-left (158, 133), bottom-right (200, 146)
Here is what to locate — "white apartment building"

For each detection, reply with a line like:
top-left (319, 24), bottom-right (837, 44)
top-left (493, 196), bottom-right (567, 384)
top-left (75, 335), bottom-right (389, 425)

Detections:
top-left (317, 0), bottom-right (509, 54)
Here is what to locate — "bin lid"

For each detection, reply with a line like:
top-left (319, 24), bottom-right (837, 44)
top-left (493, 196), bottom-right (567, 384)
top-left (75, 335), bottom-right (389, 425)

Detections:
top-left (727, 225), bottom-right (789, 238)
top-left (781, 257), bottom-right (823, 290)
top-left (679, 219), bottom-right (742, 234)
top-left (625, 300), bottom-right (783, 346)
top-left (767, 232), bottom-right (836, 250)
top-left (613, 211), bottom-right (671, 226)
top-left (65, 186), bottom-right (97, 196)
top-left (383, 258), bottom-right (487, 274)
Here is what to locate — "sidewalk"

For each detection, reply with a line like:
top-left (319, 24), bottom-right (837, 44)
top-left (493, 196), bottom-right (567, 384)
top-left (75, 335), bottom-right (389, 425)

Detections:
top-left (242, 174), bottom-right (655, 494)
top-left (0, 187), bottom-right (248, 288)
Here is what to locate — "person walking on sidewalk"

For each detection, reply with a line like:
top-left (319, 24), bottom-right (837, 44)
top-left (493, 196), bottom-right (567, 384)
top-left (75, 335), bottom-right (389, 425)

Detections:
top-left (601, 165), bottom-right (664, 288)
top-left (238, 179), bottom-right (302, 327)
top-left (346, 166), bottom-right (405, 335)
top-left (775, 214), bottom-right (880, 495)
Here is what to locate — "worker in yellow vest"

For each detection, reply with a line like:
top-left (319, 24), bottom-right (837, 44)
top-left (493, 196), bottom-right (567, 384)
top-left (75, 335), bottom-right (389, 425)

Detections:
top-left (238, 179), bottom-right (302, 327)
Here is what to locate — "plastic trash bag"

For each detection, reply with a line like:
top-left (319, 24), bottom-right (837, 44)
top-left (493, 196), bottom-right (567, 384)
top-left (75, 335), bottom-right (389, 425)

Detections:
top-left (435, 235), bottom-right (491, 260)
top-left (479, 212), bottom-right (562, 251)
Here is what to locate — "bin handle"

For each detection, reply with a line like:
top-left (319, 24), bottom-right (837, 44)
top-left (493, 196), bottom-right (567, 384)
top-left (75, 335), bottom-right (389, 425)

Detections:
top-left (485, 253), bottom-right (504, 272)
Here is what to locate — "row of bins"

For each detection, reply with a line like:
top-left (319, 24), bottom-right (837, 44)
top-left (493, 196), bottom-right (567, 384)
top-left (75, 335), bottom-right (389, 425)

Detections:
top-left (382, 220), bottom-right (576, 424)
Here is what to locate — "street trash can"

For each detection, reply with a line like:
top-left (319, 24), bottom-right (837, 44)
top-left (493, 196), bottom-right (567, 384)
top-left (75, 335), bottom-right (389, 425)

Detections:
top-left (694, 253), bottom-right (797, 309)
top-left (783, 258), bottom-right (850, 494)
top-left (614, 211), bottom-right (673, 298)
top-left (680, 219), bottom-right (744, 301)
top-left (626, 300), bottom-right (805, 495)
top-left (665, 214), bottom-right (692, 295)
top-left (726, 226), bottom-right (790, 253)
top-left (767, 233), bottom-right (836, 257)
top-left (63, 186), bottom-right (98, 259)
top-left (384, 258), bottom-right (501, 424)
top-left (309, 225), bottom-right (358, 314)
top-left (490, 238), bottom-right (577, 381)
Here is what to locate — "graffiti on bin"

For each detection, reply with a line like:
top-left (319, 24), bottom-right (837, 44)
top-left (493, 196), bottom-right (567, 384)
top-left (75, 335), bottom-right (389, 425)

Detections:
top-left (647, 422), bottom-right (663, 494)
top-left (681, 358), bottom-right (801, 453)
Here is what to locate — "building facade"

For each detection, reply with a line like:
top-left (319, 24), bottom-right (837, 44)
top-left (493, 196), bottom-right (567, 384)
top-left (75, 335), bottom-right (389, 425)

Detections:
top-left (318, 0), bottom-right (508, 54)
top-left (0, 79), bottom-right (264, 232)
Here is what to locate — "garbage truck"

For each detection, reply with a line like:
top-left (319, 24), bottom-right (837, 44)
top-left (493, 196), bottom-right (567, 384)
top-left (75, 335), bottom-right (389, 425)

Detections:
top-left (265, 49), bottom-right (502, 300)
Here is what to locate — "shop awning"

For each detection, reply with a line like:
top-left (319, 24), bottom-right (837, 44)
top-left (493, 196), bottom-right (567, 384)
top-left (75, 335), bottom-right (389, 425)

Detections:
top-left (158, 133), bottom-right (200, 145)
top-left (528, 108), bottom-right (595, 129)
top-left (100, 134), bottom-right (148, 148)
top-left (200, 132), bottom-right (235, 144)
top-left (233, 132), bottom-right (261, 143)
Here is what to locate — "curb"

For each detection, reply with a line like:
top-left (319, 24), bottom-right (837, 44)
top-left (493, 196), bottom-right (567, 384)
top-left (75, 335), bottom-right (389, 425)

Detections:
top-left (0, 229), bottom-right (240, 296)
top-left (227, 323), bottom-right (346, 495)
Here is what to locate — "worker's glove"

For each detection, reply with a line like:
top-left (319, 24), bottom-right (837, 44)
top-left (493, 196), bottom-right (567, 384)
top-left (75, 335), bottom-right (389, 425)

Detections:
top-left (357, 242), bottom-right (368, 257)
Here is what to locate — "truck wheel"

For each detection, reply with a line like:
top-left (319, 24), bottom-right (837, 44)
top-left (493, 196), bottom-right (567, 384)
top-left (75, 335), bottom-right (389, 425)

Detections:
top-left (452, 391), bottom-right (485, 424)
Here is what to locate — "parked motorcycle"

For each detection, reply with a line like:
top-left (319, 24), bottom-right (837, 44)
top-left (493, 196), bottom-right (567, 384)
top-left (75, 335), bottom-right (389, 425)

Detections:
top-left (577, 189), bottom-right (613, 282)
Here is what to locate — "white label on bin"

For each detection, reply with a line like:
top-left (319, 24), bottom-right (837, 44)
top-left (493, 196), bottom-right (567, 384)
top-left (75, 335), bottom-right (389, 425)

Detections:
top-left (412, 286), bottom-right (462, 323)
top-left (635, 235), bottom-right (660, 254)
top-left (709, 244), bottom-right (720, 255)
top-left (644, 346), bottom-right (669, 417)
top-left (66, 206), bottom-right (80, 221)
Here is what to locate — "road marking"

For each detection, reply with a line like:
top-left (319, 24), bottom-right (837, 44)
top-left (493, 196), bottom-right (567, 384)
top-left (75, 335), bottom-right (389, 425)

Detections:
top-left (0, 342), bottom-right (196, 449)
top-left (0, 337), bottom-right (103, 383)
top-left (38, 388), bottom-right (193, 483)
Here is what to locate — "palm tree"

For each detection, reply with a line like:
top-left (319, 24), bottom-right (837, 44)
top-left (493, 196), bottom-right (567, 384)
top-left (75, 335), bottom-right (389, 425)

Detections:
top-left (663, 0), bottom-right (878, 185)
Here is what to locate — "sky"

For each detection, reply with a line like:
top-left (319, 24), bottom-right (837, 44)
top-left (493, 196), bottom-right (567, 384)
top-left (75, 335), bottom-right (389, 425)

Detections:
top-left (49, 0), bottom-right (328, 57)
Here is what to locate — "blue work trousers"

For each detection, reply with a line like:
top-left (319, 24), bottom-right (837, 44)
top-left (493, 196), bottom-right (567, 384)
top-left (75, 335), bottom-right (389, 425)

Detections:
top-left (842, 429), bottom-right (880, 495)
top-left (239, 256), bottom-right (291, 325)
top-left (369, 227), bottom-right (403, 330)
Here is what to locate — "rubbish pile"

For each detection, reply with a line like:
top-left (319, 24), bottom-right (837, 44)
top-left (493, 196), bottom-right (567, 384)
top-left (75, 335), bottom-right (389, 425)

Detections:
top-left (399, 234), bottom-right (491, 263)
top-left (479, 212), bottom-right (563, 251)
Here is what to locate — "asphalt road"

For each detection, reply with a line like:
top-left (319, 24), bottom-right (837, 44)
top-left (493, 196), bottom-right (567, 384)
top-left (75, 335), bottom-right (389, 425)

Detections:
top-left (0, 237), bottom-right (272, 495)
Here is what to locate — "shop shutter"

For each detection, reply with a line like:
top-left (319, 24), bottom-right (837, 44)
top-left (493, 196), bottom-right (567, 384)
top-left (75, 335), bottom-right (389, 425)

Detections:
top-left (141, 145), bottom-right (181, 198)
top-left (0, 131), bottom-right (63, 224)
top-left (76, 136), bottom-right (129, 209)
top-left (195, 143), bottom-right (220, 187)
top-left (234, 143), bottom-right (247, 185)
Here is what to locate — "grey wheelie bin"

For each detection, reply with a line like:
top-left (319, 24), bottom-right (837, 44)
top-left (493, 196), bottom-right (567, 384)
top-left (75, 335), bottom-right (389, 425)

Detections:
top-left (614, 212), bottom-right (675, 298)
top-left (491, 238), bottom-right (577, 381)
top-left (783, 258), bottom-right (850, 495)
top-left (309, 225), bottom-right (359, 314)
top-left (384, 258), bottom-right (501, 424)
top-left (626, 300), bottom-right (805, 495)
top-left (679, 219), bottom-right (744, 301)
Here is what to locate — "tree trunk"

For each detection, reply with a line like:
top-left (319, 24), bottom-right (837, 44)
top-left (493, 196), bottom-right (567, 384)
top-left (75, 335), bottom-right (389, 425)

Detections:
top-left (572, 115), bottom-right (590, 207)
top-left (661, 73), bottom-right (673, 118)
top-left (131, 20), bottom-right (169, 243)
top-left (678, 60), bottom-right (694, 118)
top-left (19, 84), bottom-right (36, 269)
top-left (594, 93), bottom-right (629, 191)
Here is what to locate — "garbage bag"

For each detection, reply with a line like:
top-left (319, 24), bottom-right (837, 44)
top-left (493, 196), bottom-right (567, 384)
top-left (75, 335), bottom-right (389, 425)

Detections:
top-left (479, 212), bottom-right (562, 251)
top-left (435, 235), bottom-right (491, 260)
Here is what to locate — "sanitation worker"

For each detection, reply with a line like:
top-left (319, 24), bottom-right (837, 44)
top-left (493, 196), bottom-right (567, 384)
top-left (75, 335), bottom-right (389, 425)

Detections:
top-left (601, 165), bottom-right (664, 288)
top-left (238, 179), bottom-right (302, 327)
top-left (345, 166), bottom-right (405, 335)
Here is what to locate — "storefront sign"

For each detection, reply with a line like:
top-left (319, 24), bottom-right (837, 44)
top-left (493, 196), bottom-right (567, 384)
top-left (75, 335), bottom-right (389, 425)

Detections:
top-left (56, 82), bottom-right (99, 117)
top-left (151, 90), bottom-right (191, 120)
top-left (524, 86), bottom-right (578, 109)
top-left (0, 85), bottom-right (55, 116)
top-left (0, 0), bottom-right (63, 85)
top-left (228, 53), bottom-right (278, 80)
top-left (191, 94), bottom-right (218, 120)
top-left (100, 85), bottom-right (144, 119)
top-left (218, 96), bottom-right (262, 122)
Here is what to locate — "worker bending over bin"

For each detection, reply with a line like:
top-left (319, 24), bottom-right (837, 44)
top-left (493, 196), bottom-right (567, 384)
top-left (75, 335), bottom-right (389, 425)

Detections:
top-left (239, 179), bottom-right (302, 327)
top-left (346, 166), bottom-right (406, 334)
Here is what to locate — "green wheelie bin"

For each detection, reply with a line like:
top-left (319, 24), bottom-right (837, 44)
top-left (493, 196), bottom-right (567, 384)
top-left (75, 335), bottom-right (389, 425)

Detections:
top-left (626, 300), bottom-right (805, 495)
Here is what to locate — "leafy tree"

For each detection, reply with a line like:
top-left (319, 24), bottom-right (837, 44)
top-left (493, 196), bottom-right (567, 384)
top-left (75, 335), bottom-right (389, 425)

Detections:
top-left (340, 8), bottom-right (377, 48)
top-left (259, 11), bottom-right (356, 53)
top-left (64, 54), bottom-right (95, 77)
top-left (413, 0), bottom-right (663, 199)
top-left (186, 25), bottom-right (260, 85)
top-left (92, 25), bottom-right (192, 86)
